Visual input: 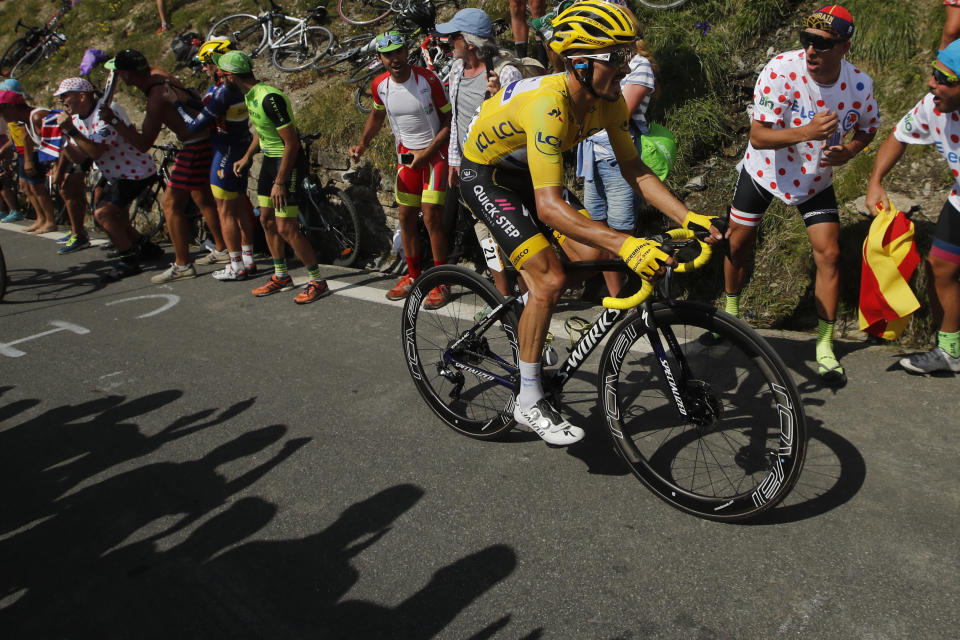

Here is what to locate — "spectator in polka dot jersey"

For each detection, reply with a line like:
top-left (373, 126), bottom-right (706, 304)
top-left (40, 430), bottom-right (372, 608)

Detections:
top-left (54, 77), bottom-right (159, 282)
top-left (723, 5), bottom-right (879, 386)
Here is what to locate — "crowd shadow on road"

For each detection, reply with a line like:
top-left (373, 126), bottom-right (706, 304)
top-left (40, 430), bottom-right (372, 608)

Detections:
top-left (0, 390), bottom-right (521, 638)
top-left (0, 262), bottom-right (112, 304)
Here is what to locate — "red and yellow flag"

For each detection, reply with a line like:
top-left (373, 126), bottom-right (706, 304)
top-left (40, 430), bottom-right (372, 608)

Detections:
top-left (858, 200), bottom-right (921, 340)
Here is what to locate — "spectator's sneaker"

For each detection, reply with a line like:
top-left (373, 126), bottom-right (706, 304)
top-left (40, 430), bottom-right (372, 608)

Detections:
top-left (386, 274), bottom-right (414, 301)
top-left (513, 398), bottom-right (585, 446)
top-left (101, 261), bottom-right (142, 282)
top-left (252, 274), bottom-right (294, 297)
top-left (56, 232), bottom-right (73, 244)
top-left (294, 279), bottom-right (331, 304)
top-left (1, 210), bottom-right (24, 223)
top-left (212, 266), bottom-right (247, 281)
top-left (899, 347), bottom-right (960, 374)
top-left (150, 263), bottom-right (197, 284)
top-left (423, 284), bottom-right (450, 310)
top-left (58, 234), bottom-right (90, 254)
top-left (195, 249), bottom-right (230, 265)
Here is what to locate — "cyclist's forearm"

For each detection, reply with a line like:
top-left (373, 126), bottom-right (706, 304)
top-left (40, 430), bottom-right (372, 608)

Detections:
top-left (621, 157), bottom-right (688, 225)
top-left (358, 109), bottom-right (386, 148)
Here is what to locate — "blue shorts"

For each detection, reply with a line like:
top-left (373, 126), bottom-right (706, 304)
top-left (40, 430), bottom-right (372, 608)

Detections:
top-left (210, 144), bottom-right (249, 200)
top-left (17, 154), bottom-right (47, 186)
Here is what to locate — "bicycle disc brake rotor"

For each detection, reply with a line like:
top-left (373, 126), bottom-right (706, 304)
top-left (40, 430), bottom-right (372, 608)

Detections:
top-left (682, 379), bottom-right (722, 427)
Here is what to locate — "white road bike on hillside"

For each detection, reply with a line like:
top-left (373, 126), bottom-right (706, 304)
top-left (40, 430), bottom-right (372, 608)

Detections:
top-left (207, 0), bottom-right (334, 71)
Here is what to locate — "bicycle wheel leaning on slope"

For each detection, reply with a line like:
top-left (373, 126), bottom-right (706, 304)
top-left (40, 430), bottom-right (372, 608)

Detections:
top-left (337, 0), bottom-right (399, 26)
top-left (272, 25), bottom-right (334, 72)
top-left (636, 0), bottom-right (689, 9)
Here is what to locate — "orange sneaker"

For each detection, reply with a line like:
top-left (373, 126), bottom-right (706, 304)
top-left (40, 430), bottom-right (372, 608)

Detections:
top-left (252, 274), bottom-right (294, 297)
top-left (424, 284), bottom-right (450, 310)
top-left (386, 274), bottom-right (414, 301)
top-left (294, 279), bottom-right (331, 304)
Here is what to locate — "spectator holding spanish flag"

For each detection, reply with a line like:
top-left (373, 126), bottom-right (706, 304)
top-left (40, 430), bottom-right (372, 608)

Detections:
top-left (866, 39), bottom-right (960, 374)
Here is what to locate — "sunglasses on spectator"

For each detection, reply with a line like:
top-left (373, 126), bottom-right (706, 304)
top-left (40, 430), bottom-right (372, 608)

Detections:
top-left (799, 31), bottom-right (841, 52)
top-left (933, 62), bottom-right (960, 87)
top-left (376, 33), bottom-right (405, 49)
top-left (577, 48), bottom-right (633, 67)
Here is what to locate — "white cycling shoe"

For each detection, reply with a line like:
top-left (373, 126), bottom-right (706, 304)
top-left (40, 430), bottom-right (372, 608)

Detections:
top-left (513, 399), bottom-right (585, 446)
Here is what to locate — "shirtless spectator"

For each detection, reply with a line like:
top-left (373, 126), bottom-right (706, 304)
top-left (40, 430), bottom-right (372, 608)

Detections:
top-left (98, 49), bottom-right (227, 284)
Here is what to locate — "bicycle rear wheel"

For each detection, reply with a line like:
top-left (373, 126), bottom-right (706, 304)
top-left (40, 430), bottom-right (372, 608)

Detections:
top-left (272, 25), bottom-right (334, 71)
top-left (0, 37), bottom-right (28, 75)
top-left (129, 181), bottom-right (164, 241)
top-left (401, 265), bottom-right (520, 440)
top-left (337, 0), bottom-right (395, 26)
top-left (9, 44), bottom-right (43, 78)
top-left (208, 14), bottom-right (266, 55)
top-left (598, 302), bottom-right (806, 521)
top-left (320, 186), bottom-right (361, 267)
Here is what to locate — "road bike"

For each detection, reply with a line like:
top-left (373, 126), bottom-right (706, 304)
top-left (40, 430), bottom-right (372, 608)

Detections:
top-left (298, 133), bottom-right (362, 267)
top-left (400, 229), bottom-right (807, 521)
top-left (207, 0), bottom-right (334, 72)
top-left (0, 0), bottom-right (71, 76)
top-left (338, 0), bottom-right (411, 26)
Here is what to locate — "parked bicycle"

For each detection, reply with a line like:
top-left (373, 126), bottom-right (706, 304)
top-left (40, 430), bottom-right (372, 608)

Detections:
top-left (0, 0), bottom-right (71, 76)
top-left (298, 133), bottom-right (362, 267)
top-left (400, 228), bottom-right (807, 522)
top-left (207, 0), bottom-right (334, 72)
top-left (637, 0), bottom-right (690, 8)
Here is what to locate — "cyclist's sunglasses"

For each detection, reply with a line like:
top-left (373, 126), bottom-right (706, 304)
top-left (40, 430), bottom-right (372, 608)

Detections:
top-left (578, 48), bottom-right (633, 67)
top-left (799, 31), bottom-right (841, 52)
top-left (932, 61), bottom-right (960, 87)
top-left (375, 32), bottom-right (405, 50)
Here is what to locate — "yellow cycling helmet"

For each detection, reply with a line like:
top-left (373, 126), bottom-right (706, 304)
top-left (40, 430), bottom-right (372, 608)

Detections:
top-left (196, 38), bottom-right (234, 65)
top-left (549, 0), bottom-right (639, 55)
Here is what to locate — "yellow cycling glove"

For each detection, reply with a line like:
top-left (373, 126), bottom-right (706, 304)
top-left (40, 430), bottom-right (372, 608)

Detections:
top-left (618, 236), bottom-right (670, 280)
top-left (683, 211), bottom-right (725, 236)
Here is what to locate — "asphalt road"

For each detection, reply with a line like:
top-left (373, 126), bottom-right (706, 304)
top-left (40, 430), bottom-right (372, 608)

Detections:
top-left (1, 224), bottom-right (957, 639)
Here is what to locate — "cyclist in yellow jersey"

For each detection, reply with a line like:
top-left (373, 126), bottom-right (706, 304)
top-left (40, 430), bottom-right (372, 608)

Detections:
top-left (459, 1), bottom-right (725, 446)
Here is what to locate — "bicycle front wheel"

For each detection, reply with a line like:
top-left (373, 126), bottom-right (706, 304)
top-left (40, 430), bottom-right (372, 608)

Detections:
top-left (312, 33), bottom-right (373, 71)
top-left (598, 302), bottom-right (807, 521)
top-left (129, 181), bottom-right (164, 241)
top-left (337, 0), bottom-right (395, 26)
top-left (272, 25), bottom-right (334, 72)
top-left (208, 14), bottom-right (266, 55)
top-left (401, 265), bottom-right (520, 440)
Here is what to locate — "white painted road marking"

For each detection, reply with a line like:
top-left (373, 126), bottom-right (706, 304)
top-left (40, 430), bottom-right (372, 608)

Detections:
top-left (0, 321), bottom-right (90, 358)
top-left (105, 294), bottom-right (181, 318)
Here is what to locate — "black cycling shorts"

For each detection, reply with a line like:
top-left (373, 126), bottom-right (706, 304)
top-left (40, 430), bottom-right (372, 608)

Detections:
top-left (257, 153), bottom-right (307, 218)
top-left (458, 158), bottom-right (587, 270)
top-left (932, 199), bottom-right (960, 264)
top-left (96, 174), bottom-right (157, 210)
top-left (730, 167), bottom-right (839, 228)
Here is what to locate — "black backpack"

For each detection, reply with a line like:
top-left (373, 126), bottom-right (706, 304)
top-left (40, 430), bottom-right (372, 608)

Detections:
top-left (170, 32), bottom-right (201, 67)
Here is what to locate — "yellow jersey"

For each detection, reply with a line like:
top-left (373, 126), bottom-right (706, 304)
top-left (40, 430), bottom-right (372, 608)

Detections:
top-left (462, 73), bottom-right (638, 189)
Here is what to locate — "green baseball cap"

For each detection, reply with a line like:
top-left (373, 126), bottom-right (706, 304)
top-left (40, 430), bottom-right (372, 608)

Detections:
top-left (217, 50), bottom-right (253, 74)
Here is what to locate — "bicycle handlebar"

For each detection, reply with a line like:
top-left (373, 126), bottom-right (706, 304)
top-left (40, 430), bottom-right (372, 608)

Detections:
top-left (601, 228), bottom-right (712, 310)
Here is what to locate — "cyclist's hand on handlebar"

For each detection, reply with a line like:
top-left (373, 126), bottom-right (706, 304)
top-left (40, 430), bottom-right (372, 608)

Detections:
top-left (618, 236), bottom-right (674, 280)
top-left (682, 211), bottom-right (727, 242)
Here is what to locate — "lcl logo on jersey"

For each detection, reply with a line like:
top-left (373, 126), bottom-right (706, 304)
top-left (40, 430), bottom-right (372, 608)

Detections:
top-left (460, 168), bottom-right (477, 182)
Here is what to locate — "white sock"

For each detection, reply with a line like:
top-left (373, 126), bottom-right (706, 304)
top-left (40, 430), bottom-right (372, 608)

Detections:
top-left (229, 252), bottom-right (243, 273)
top-left (520, 292), bottom-right (530, 306)
top-left (517, 360), bottom-right (544, 411)
top-left (241, 244), bottom-right (255, 267)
